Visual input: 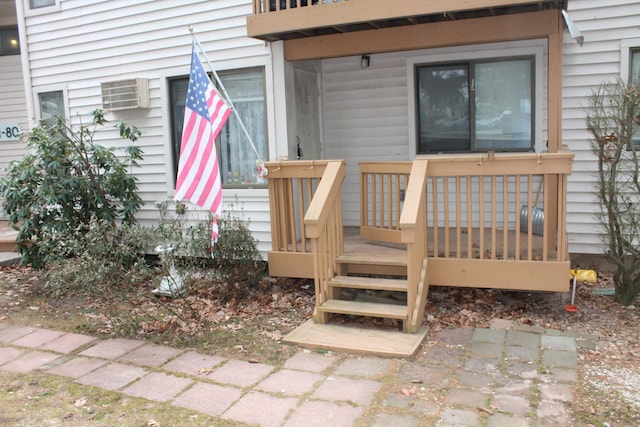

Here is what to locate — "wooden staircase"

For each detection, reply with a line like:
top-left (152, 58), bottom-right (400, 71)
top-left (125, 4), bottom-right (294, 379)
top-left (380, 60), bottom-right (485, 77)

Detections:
top-left (284, 247), bottom-right (429, 358)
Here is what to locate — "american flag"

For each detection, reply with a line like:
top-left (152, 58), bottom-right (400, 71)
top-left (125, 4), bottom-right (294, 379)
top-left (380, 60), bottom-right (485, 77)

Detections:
top-left (175, 43), bottom-right (232, 240)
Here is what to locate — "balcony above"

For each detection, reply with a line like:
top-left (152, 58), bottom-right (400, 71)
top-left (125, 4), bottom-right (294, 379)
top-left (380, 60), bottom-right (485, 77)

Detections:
top-left (246, 0), bottom-right (566, 42)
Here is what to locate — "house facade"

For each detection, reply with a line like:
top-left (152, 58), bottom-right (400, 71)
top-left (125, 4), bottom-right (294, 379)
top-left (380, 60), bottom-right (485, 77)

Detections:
top-left (0, 1), bottom-right (28, 189)
top-left (2, 0), bottom-right (639, 259)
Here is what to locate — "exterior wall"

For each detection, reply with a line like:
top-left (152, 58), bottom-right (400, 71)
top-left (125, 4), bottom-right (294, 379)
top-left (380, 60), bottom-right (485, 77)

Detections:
top-left (0, 54), bottom-right (28, 175)
top-left (563, 0), bottom-right (640, 254)
top-left (17, 0), bottom-right (285, 254)
top-left (14, 0), bottom-right (640, 258)
top-left (0, 1), bottom-right (29, 220)
top-left (322, 40), bottom-right (549, 227)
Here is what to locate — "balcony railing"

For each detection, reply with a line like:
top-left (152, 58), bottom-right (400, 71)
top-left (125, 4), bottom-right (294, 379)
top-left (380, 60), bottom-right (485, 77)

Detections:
top-left (247, 0), bottom-right (565, 41)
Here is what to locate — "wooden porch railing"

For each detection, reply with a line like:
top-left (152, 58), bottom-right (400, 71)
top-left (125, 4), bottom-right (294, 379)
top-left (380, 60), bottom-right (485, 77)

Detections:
top-left (362, 152), bottom-right (574, 291)
top-left (265, 160), bottom-right (334, 278)
top-left (399, 159), bottom-right (429, 333)
top-left (303, 161), bottom-right (346, 322)
top-left (360, 162), bottom-right (411, 243)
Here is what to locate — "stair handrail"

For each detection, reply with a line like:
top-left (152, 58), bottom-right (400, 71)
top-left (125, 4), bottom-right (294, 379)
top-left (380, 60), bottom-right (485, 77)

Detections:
top-left (304, 160), bottom-right (346, 322)
top-left (399, 159), bottom-right (429, 333)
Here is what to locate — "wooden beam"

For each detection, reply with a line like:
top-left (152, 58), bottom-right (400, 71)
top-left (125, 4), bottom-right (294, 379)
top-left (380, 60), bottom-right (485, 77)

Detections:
top-left (249, 0), bottom-right (561, 39)
top-left (285, 9), bottom-right (559, 61)
top-left (268, 251), bottom-right (314, 278)
top-left (428, 258), bottom-right (571, 292)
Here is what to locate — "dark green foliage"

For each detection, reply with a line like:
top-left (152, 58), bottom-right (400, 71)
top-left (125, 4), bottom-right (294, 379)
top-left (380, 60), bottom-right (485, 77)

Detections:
top-left (213, 212), bottom-right (265, 286)
top-left (0, 110), bottom-right (143, 267)
top-left (45, 222), bottom-right (155, 297)
top-left (156, 210), bottom-right (265, 302)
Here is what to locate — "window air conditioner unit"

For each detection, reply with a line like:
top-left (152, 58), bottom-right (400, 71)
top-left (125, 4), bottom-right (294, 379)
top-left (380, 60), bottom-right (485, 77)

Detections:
top-left (101, 78), bottom-right (149, 111)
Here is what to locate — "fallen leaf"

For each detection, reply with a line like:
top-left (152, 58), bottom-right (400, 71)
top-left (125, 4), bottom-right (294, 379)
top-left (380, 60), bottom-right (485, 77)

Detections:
top-left (401, 386), bottom-right (416, 397)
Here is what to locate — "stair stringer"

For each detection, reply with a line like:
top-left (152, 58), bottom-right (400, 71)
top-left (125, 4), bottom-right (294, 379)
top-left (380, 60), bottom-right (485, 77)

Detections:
top-left (406, 258), bottom-right (429, 333)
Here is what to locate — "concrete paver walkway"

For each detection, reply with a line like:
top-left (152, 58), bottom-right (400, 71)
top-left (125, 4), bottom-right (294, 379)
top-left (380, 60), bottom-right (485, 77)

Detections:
top-left (0, 320), bottom-right (594, 426)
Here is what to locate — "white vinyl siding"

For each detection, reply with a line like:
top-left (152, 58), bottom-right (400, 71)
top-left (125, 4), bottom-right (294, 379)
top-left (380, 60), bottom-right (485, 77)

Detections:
top-left (21, 0), bottom-right (274, 253)
top-left (322, 40), bottom-right (548, 227)
top-left (0, 54), bottom-right (29, 219)
top-left (563, 0), bottom-right (640, 254)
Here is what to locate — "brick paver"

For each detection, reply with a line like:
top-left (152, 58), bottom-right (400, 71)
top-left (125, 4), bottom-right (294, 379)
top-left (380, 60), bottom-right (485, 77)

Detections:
top-left (172, 382), bottom-right (242, 416)
top-left (256, 368), bottom-right (324, 396)
top-left (121, 371), bottom-right (192, 402)
top-left (10, 328), bottom-right (65, 348)
top-left (117, 342), bottom-right (183, 367)
top-left (45, 356), bottom-right (107, 378)
top-left (0, 347), bottom-right (24, 365)
top-left (223, 391), bottom-right (298, 427)
top-left (79, 338), bottom-right (145, 360)
top-left (283, 351), bottom-right (336, 373)
top-left (312, 375), bottom-right (381, 406)
top-left (161, 350), bottom-right (225, 376)
top-left (207, 359), bottom-right (274, 387)
top-left (40, 332), bottom-right (96, 353)
top-left (0, 325), bottom-right (36, 343)
top-left (284, 400), bottom-right (364, 427)
top-left (0, 350), bottom-right (60, 372)
top-left (75, 362), bottom-right (146, 390)
top-left (333, 357), bottom-right (392, 378)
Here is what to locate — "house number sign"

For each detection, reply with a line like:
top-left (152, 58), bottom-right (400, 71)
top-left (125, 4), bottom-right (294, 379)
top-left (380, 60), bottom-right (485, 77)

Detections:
top-left (0, 124), bottom-right (22, 141)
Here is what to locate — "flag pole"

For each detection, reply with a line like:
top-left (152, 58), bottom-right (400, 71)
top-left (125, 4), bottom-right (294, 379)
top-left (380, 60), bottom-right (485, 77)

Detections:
top-left (188, 26), bottom-right (264, 164)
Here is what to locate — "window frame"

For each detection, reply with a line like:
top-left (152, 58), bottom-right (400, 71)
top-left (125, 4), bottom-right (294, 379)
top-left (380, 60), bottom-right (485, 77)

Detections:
top-left (621, 39), bottom-right (640, 147)
top-left (168, 66), bottom-right (268, 189)
top-left (34, 87), bottom-right (67, 123)
top-left (24, 0), bottom-right (60, 16)
top-left (415, 55), bottom-right (535, 154)
top-left (407, 44), bottom-right (545, 158)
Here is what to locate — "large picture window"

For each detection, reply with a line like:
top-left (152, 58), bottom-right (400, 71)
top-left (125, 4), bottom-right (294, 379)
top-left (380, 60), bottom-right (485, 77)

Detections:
top-left (416, 57), bottom-right (534, 153)
top-left (170, 67), bottom-right (267, 187)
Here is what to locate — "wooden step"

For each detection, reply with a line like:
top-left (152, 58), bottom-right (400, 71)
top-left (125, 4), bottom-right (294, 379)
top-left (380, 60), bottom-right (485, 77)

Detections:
top-left (337, 253), bottom-right (406, 266)
top-left (318, 299), bottom-right (408, 320)
top-left (284, 319), bottom-right (429, 358)
top-left (337, 253), bottom-right (407, 277)
top-left (328, 275), bottom-right (407, 292)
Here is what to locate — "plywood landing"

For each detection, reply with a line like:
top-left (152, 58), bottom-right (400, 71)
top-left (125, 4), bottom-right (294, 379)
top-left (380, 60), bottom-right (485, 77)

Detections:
top-left (284, 319), bottom-right (428, 358)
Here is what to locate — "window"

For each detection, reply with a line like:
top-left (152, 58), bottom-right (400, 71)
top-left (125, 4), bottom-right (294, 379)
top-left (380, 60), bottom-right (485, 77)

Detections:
top-left (631, 48), bottom-right (640, 83)
top-left (38, 91), bottom-right (65, 123)
top-left (0, 27), bottom-right (19, 56)
top-left (630, 48), bottom-right (640, 146)
top-left (170, 67), bottom-right (267, 187)
top-left (30, 0), bottom-right (56, 9)
top-left (416, 57), bottom-right (534, 153)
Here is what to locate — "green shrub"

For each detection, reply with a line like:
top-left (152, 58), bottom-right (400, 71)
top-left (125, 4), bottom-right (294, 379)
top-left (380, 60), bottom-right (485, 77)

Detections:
top-left (45, 222), bottom-right (155, 297)
top-left (156, 209), bottom-right (265, 301)
top-left (0, 110), bottom-right (143, 268)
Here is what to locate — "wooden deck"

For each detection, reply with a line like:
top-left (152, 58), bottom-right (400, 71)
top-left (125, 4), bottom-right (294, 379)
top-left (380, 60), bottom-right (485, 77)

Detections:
top-left (343, 227), bottom-right (552, 266)
top-left (266, 154), bottom-right (572, 356)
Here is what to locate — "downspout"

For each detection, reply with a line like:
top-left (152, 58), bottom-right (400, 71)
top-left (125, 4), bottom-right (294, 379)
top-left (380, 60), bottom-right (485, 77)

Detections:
top-left (15, 1), bottom-right (36, 128)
